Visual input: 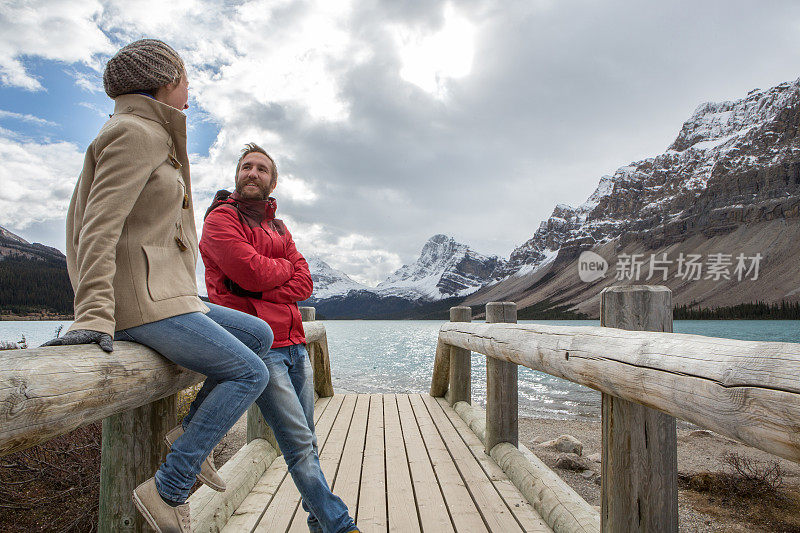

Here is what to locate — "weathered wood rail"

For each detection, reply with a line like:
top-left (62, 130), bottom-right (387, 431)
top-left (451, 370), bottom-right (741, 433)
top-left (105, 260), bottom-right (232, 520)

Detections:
top-left (430, 286), bottom-right (800, 533)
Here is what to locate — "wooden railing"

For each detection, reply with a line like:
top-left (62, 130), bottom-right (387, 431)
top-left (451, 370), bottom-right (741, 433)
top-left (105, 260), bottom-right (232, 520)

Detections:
top-left (430, 286), bottom-right (800, 533)
top-left (0, 307), bottom-right (332, 532)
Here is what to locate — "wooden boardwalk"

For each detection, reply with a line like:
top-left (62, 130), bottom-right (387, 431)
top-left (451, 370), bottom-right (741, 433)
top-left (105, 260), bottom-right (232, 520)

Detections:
top-left (222, 394), bottom-right (553, 532)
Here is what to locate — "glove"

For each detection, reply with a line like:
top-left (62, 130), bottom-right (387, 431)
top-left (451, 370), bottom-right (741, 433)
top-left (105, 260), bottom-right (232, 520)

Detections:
top-left (41, 329), bottom-right (114, 353)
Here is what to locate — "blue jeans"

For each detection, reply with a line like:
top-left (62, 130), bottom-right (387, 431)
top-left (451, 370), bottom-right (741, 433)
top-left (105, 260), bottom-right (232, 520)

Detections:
top-left (115, 303), bottom-right (272, 503)
top-left (187, 342), bottom-right (356, 533)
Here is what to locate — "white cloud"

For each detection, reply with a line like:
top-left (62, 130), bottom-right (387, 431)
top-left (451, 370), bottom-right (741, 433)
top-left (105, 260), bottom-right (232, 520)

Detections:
top-left (78, 101), bottom-right (109, 118)
top-left (0, 0), bottom-right (114, 90)
top-left (280, 217), bottom-right (402, 286)
top-left (278, 174), bottom-right (318, 204)
top-left (392, 3), bottom-right (476, 99)
top-left (0, 135), bottom-right (83, 228)
top-left (70, 69), bottom-right (106, 94)
top-left (0, 109), bottom-right (58, 127)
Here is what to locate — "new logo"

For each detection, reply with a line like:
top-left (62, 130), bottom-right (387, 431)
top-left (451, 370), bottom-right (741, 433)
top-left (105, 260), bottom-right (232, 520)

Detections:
top-left (578, 251), bottom-right (608, 282)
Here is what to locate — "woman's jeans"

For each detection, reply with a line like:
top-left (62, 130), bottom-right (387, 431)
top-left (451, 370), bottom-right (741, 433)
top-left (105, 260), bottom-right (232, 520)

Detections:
top-left (115, 303), bottom-right (270, 503)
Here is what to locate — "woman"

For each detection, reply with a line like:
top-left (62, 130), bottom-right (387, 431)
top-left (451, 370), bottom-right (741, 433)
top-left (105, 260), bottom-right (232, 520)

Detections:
top-left (42, 39), bottom-right (275, 532)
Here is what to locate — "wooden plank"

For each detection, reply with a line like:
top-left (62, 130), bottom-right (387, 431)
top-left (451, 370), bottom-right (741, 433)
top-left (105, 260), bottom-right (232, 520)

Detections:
top-left (418, 393), bottom-right (521, 532)
top-left (331, 394), bottom-right (370, 509)
top-left (303, 321), bottom-right (326, 344)
top-left (222, 395), bottom-right (338, 532)
top-left (253, 394), bottom-right (354, 533)
top-left (396, 394), bottom-right (454, 532)
top-left (285, 394), bottom-right (365, 532)
top-left (437, 320), bottom-right (800, 463)
top-left (491, 443), bottom-right (600, 533)
top-left (384, 394), bottom-right (422, 533)
top-left (246, 403), bottom-right (279, 451)
top-left (434, 397), bottom-right (553, 533)
top-left (357, 394), bottom-right (387, 530)
top-left (299, 306), bottom-right (316, 321)
top-left (281, 394), bottom-right (358, 532)
top-left (408, 394), bottom-right (488, 533)
top-left (600, 286), bottom-right (677, 533)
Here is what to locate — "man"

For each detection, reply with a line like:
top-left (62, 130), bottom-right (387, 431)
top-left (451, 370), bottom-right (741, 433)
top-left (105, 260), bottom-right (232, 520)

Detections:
top-left (199, 143), bottom-right (358, 533)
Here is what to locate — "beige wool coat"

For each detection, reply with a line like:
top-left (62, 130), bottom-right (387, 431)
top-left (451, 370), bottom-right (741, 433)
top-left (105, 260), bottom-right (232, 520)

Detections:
top-left (66, 94), bottom-right (208, 336)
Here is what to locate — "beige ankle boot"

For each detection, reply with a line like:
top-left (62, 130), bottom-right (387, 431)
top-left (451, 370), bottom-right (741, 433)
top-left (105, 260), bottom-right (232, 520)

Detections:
top-left (132, 477), bottom-right (190, 533)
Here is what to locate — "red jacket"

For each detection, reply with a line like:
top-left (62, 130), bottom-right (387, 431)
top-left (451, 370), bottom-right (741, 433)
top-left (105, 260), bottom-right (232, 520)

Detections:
top-left (199, 198), bottom-right (313, 347)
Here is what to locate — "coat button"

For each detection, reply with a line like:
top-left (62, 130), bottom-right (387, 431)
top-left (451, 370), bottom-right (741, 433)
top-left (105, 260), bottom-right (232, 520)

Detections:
top-left (126, 106), bottom-right (133, 111)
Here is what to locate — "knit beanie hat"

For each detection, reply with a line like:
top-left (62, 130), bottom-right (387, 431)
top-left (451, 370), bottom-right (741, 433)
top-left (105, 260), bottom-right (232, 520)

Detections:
top-left (103, 39), bottom-right (185, 99)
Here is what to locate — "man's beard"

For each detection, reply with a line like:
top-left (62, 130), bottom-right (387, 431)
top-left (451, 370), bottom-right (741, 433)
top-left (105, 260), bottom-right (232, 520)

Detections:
top-left (235, 181), bottom-right (269, 200)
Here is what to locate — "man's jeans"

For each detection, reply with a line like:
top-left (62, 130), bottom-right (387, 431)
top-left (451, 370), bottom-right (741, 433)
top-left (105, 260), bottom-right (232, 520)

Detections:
top-left (115, 303), bottom-right (273, 503)
top-left (186, 342), bottom-right (356, 533)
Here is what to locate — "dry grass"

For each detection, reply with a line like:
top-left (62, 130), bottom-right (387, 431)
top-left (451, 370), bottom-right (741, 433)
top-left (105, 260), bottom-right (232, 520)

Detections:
top-left (680, 452), bottom-right (800, 533)
top-left (0, 384), bottom-right (213, 532)
top-left (0, 423), bottom-right (101, 532)
top-left (178, 383), bottom-right (202, 423)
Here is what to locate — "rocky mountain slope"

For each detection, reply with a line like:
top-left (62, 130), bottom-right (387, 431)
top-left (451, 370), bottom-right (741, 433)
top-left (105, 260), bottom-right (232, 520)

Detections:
top-left (464, 78), bottom-right (800, 317)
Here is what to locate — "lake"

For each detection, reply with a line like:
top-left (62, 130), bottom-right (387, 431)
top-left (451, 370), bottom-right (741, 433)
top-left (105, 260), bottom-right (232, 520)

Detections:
top-left (3, 319), bottom-right (799, 420)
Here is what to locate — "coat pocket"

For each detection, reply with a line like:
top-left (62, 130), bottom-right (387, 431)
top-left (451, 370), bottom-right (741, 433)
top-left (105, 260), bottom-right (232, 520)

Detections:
top-left (142, 245), bottom-right (198, 301)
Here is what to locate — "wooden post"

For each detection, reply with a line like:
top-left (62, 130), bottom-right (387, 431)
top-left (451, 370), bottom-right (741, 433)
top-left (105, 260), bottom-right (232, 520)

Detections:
top-left (429, 338), bottom-right (451, 397)
top-left (300, 306), bottom-right (317, 371)
top-left (447, 306), bottom-right (472, 405)
top-left (99, 395), bottom-right (176, 532)
top-left (484, 302), bottom-right (518, 453)
top-left (600, 285), bottom-right (677, 533)
top-left (246, 405), bottom-right (279, 452)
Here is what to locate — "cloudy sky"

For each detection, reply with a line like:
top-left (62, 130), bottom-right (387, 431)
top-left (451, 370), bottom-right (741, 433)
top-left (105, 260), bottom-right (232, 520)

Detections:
top-left (2, 0), bottom-right (800, 286)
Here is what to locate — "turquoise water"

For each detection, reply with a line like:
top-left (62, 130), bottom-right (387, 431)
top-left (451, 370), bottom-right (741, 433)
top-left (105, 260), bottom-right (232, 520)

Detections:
top-left (3, 319), bottom-right (799, 420)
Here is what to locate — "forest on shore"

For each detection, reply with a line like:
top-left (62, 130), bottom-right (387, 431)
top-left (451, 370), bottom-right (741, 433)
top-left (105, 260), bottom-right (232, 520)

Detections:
top-left (0, 256), bottom-right (73, 316)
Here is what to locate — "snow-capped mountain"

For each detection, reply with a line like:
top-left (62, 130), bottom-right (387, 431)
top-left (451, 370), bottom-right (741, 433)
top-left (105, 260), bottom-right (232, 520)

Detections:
top-left (501, 78), bottom-right (800, 275)
top-left (306, 234), bottom-right (506, 308)
top-left (376, 234), bottom-right (506, 301)
top-left (306, 256), bottom-right (367, 299)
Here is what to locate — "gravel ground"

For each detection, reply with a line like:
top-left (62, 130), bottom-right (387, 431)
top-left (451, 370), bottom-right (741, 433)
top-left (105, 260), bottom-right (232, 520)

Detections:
top-left (519, 417), bottom-right (800, 533)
